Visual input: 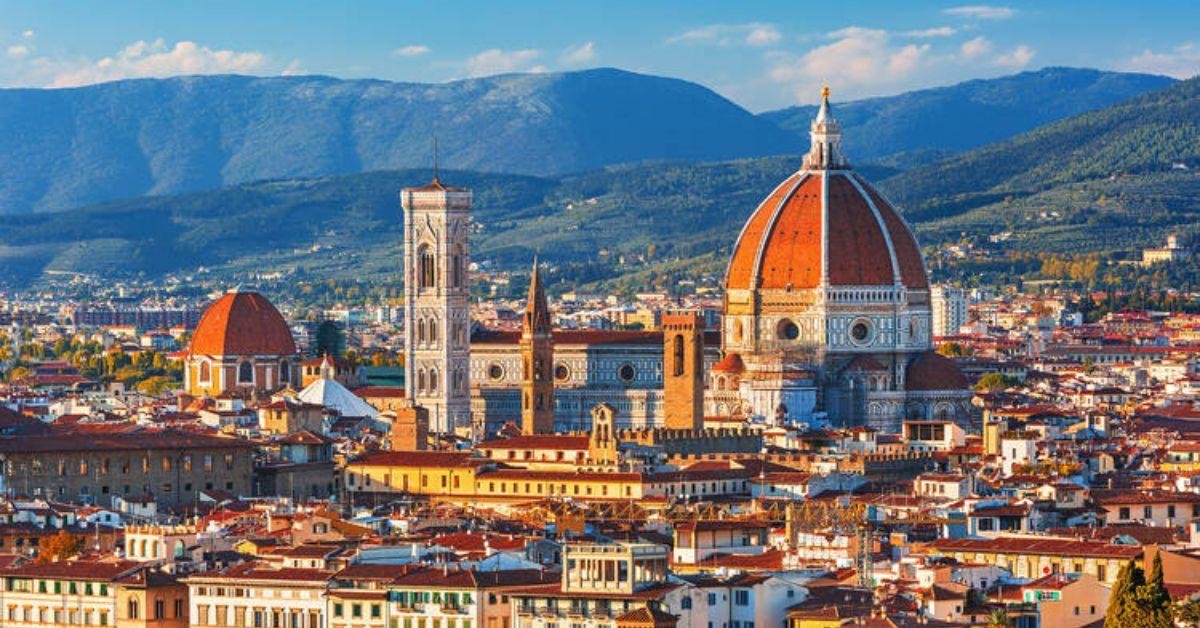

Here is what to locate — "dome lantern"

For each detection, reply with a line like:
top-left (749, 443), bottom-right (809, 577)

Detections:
top-left (803, 85), bottom-right (849, 171)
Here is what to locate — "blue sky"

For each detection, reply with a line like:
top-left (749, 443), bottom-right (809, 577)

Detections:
top-left (1, 0), bottom-right (1198, 111)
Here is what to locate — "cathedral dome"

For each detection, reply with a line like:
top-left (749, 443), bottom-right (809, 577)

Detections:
top-left (189, 290), bottom-right (296, 357)
top-left (725, 90), bottom-right (927, 293)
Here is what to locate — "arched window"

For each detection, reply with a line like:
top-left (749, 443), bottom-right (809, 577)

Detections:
top-left (417, 319), bottom-right (426, 344)
top-left (417, 369), bottom-right (426, 394)
top-left (429, 320), bottom-right (438, 343)
top-left (198, 361), bottom-right (211, 384)
top-left (237, 361), bottom-right (254, 384)
top-left (451, 245), bottom-right (465, 288)
top-left (128, 599), bottom-right (139, 619)
top-left (672, 334), bottom-right (685, 377)
top-left (429, 369), bottom-right (438, 392)
top-left (279, 360), bottom-right (291, 384)
top-left (418, 244), bottom-right (436, 289)
top-left (174, 539), bottom-right (186, 559)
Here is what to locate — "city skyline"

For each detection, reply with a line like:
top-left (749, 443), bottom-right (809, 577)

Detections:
top-left (0, 5), bottom-right (1199, 627)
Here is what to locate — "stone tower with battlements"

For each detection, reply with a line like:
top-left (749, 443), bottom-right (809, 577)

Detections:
top-left (661, 309), bottom-right (705, 430)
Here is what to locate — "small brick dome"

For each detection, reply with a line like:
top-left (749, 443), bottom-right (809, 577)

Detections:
top-left (188, 290), bottom-right (296, 357)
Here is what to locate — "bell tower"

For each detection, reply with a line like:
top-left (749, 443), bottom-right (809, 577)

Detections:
top-left (401, 174), bottom-right (472, 434)
top-left (662, 309), bottom-right (705, 431)
top-left (520, 258), bottom-right (555, 434)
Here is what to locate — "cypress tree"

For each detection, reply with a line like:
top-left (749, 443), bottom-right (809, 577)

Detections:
top-left (1145, 553), bottom-right (1169, 605)
top-left (1106, 561), bottom-right (1143, 628)
top-left (1137, 553), bottom-right (1173, 628)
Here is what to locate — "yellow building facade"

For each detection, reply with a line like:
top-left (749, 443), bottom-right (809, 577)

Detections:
top-left (342, 450), bottom-right (649, 507)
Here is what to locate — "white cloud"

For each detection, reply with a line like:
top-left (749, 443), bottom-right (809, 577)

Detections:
top-left (994, 44), bottom-right (1035, 69)
top-left (281, 59), bottom-right (305, 76)
top-left (1121, 43), bottom-right (1200, 79)
top-left (943, 5), bottom-right (1016, 20)
top-left (22, 30), bottom-right (35, 39)
top-left (50, 39), bottom-right (267, 87)
top-left (6, 45), bottom-right (29, 59)
top-left (959, 36), bottom-right (992, 59)
top-left (768, 27), bottom-right (932, 101)
top-left (393, 45), bottom-right (431, 57)
top-left (464, 48), bottom-right (541, 77)
top-left (889, 43), bottom-right (928, 75)
top-left (561, 41), bottom-right (596, 65)
top-left (763, 26), bottom-right (1037, 105)
top-left (901, 26), bottom-right (957, 38)
top-left (668, 23), bottom-right (781, 47)
top-left (745, 25), bottom-right (781, 47)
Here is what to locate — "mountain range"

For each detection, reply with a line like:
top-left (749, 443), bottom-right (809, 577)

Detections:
top-left (0, 67), bottom-right (1171, 216)
top-left (761, 67), bottom-right (1174, 164)
top-left (0, 66), bottom-right (1194, 288)
top-left (0, 69), bottom-right (793, 215)
top-left (884, 73), bottom-right (1200, 257)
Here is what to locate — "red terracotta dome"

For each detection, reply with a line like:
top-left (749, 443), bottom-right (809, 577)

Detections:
top-left (725, 171), bottom-right (928, 292)
top-left (188, 290), bottom-right (296, 357)
top-left (712, 352), bottom-right (746, 374)
top-left (905, 351), bottom-right (968, 391)
top-left (725, 88), bottom-right (927, 293)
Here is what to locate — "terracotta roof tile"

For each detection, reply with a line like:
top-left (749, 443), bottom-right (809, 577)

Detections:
top-left (348, 450), bottom-right (485, 468)
top-left (905, 351), bottom-right (968, 391)
top-left (0, 428), bottom-right (252, 454)
top-left (725, 170), bottom-right (929, 292)
top-left (930, 536), bottom-right (1142, 559)
top-left (856, 174), bottom-right (928, 290)
top-left (712, 353), bottom-right (746, 374)
top-left (189, 291), bottom-right (296, 357)
top-left (726, 172), bottom-right (806, 291)
top-left (478, 435), bottom-right (590, 451)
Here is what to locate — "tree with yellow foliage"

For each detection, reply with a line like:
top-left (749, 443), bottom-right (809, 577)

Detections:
top-left (36, 530), bottom-right (85, 563)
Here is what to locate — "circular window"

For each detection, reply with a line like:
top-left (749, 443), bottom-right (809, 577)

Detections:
top-left (617, 364), bottom-right (636, 383)
top-left (554, 363), bottom-right (570, 381)
top-left (850, 320), bottom-right (872, 345)
top-left (487, 363), bottom-right (504, 380)
top-left (777, 319), bottom-right (800, 340)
